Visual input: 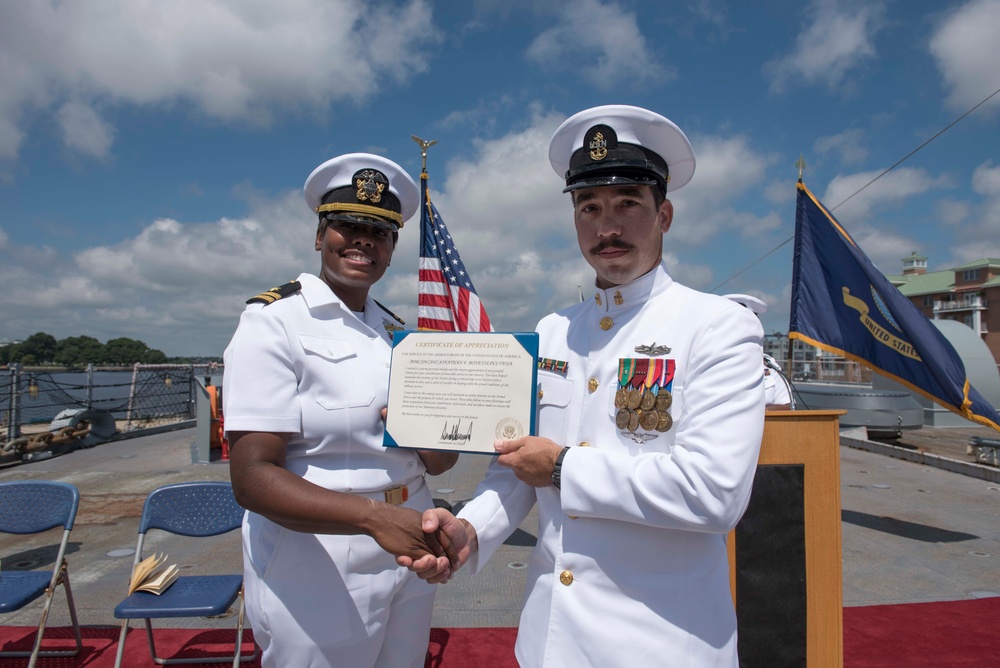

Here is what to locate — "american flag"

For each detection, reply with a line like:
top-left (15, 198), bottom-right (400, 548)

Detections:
top-left (417, 174), bottom-right (492, 331)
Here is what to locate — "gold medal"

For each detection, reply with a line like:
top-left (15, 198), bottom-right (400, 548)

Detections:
top-left (627, 409), bottom-right (640, 432)
top-left (639, 409), bottom-right (659, 431)
top-left (614, 389), bottom-right (627, 409)
top-left (615, 408), bottom-right (630, 430)
top-left (655, 392), bottom-right (672, 411)
top-left (656, 411), bottom-right (673, 432)
top-left (600, 317), bottom-right (614, 331)
top-left (627, 388), bottom-right (642, 410)
top-left (639, 391), bottom-right (656, 411)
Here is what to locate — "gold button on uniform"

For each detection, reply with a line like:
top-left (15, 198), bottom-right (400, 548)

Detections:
top-left (599, 317), bottom-right (613, 331)
top-left (578, 441), bottom-right (590, 447)
top-left (538, 389), bottom-right (544, 399)
top-left (588, 378), bottom-right (598, 393)
top-left (559, 570), bottom-right (574, 586)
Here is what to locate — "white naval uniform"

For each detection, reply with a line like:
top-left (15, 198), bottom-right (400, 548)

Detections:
top-left (458, 263), bottom-right (765, 668)
top-left (764, 354), bottom-right (792, 407)
top-left (223, 272), bottom-right (435, 668)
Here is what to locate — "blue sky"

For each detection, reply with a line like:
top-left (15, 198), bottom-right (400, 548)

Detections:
top-left (1, 0), bottom-right (999, 356)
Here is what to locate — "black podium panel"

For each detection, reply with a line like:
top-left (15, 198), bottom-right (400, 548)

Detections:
top-left (735, 464), bottom-right (807, 668)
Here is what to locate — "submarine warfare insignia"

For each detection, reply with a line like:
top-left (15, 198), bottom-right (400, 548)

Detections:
top-left (634, 342), bottom-right (671, 356)
top-left (615, 357), bottom-right (676, 437)
top-left (355, 169), bottom-right (388, 204)
top-left (246, 280), bottom-right (302, 305)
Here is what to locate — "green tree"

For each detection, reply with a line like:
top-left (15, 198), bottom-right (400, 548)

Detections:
top-left (54, 336), bottom-right (106, 366)
top-left (104, 337), bottom-right (150, 365)
top-left (19, 332), bottom-right (57, 364)
top-left (141, 348), bottom-right (168, 364)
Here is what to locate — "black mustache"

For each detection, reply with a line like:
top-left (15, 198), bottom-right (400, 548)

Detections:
top-left (590, 240), bottom-right (635, 254)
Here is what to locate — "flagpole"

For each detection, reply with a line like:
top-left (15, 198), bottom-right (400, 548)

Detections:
top-left (411, 134), bottom-right (438, 179)
top-left (790, 154), bottom-right (807, 376)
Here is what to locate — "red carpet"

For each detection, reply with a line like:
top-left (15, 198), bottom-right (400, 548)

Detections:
top-left (842, 597), bottom-right (1000, 667)
top-left (1, 597), bottom-right (995, 666)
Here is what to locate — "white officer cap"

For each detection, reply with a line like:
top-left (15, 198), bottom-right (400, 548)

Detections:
top-left (724, 293), bottom-right (767, 315)
top-left (548, 104), bottom-right (696, 195)
top-left (304, 153), bottom-right (419, 231)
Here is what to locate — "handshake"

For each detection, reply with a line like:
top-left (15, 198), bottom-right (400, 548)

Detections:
top-left (383, 508), bottom-right (476, 584)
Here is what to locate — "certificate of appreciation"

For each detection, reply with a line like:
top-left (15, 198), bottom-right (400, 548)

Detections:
top-left (383, 331), bottom-right (539, 455)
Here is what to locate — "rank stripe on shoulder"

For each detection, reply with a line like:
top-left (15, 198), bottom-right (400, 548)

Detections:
top-left (374, 299), bottom-right (405, 325)
top-left (246, 280), bottom-right (302, 305)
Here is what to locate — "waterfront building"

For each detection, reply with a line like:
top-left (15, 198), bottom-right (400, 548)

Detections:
top-left (890, 254), bottom-right (1000, 367)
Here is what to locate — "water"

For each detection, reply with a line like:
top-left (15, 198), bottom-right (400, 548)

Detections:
top-left (1, 369), bottom-right (223, 428)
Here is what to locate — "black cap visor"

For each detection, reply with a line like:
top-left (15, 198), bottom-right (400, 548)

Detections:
top-left (563, 164), bottom-right (666, 194)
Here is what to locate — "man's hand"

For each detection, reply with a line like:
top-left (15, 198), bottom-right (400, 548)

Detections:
top-left (398, 508), bottom-right (477, 584)
top-left (369, 505), bottom-right (455, 573)
top-left (494, 436), bottom-right (564, 487)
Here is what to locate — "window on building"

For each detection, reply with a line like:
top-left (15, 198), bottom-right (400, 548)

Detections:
top-left (923, 296), bottom-right (933, 307)
top-left (962, 269), bottom-right (981, 281)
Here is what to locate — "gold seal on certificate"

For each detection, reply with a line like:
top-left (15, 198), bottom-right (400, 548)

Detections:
top-left (383, 331), bottom-right (539, 454)
top-left (495, 418), bottom-right (524, 441)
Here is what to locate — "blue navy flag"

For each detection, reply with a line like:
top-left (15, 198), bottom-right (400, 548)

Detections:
top-left (417, 172), bottom-right (492, 332)
top-left (789, 180), bottom-right (1000, 431)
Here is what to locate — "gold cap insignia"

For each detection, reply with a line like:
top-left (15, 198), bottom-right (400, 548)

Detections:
top-left (355, 169), bottom-right (387, 204)
top-left (589, 131), bottom-right (608, 161)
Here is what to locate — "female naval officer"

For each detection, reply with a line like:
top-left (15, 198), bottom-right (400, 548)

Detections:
top-left (223, 153), bottom-right (458, 667)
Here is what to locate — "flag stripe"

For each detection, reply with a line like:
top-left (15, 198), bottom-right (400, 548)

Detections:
top-left (417, 176), bottom-right (493, 332)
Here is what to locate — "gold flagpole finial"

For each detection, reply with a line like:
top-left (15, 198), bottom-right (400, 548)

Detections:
top-left (795, 153), bottom-right (807, 181)
top-left (411, 135), bottom-right (438, 176)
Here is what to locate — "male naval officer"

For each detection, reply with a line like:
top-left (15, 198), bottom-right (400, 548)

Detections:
top-left (724, 293), bottom-right (793, 410)
top-left (403, 105), bottom-right (766, 667)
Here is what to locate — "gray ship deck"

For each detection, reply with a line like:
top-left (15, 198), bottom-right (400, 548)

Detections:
top-left (1, 423), bottom-right (998, 631)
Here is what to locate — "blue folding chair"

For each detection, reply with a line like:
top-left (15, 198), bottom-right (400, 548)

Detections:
top-left (113, 481), bottom-right (257, 667)
top-left (0, 480), bottom-right (82, 668)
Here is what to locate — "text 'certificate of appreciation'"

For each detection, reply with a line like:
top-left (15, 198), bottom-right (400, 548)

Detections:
top-left (383, 331), bottom-right (539, 455)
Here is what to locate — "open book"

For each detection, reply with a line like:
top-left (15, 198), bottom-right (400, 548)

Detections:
top-left (128, 553), bottom-right (180, 595)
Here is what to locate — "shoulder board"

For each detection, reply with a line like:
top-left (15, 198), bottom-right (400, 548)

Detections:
top-left (246, 280), bottom-right (302, 305)
top-left (374, 299), bottom-right (405, 325)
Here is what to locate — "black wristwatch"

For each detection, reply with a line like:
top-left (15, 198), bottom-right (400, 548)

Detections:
top-left (551, 447), bottom-right (569, 489)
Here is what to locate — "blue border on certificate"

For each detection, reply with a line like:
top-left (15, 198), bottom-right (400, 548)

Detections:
top-left (383, 330), bottom-right (539, 455)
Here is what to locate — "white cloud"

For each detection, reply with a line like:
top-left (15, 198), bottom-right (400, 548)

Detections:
top-left (668, 134), bottom-right (780, 245)
top-left (525, 0), bottom-right (673, 89)
top-left (0, 0), bottom-right (440, 160)
top-left (814, 128), bottom-right (869, 165)
top-left (929, 0), bottom-right (1000, 116)
top-left (936, 198), bottom-right (972, 226)
top-left (764, 0), bottom-right (884, 93)
top-left (971, 160), bottom-right (1000, 197)
top-left (0, 189), bottom-right (315, 355)
top-left (57, 101), bottom-right (115, 159)
top-left (821, 167), bottom-right (951, 223)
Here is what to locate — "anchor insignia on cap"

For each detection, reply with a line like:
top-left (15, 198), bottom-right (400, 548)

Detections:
top-left (355, 169), bottom-right (387, 204)
top-left (589, 132), bottom-right (608, 161)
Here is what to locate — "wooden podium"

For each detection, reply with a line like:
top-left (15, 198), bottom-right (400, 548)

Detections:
top-left (728, 410), bottom-right (844, 667)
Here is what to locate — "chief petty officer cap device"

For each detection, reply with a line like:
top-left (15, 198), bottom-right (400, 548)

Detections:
top-left (548, 104), bottom-right (696, 196)
top-left (304, 153), bottom-right (420, 232)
